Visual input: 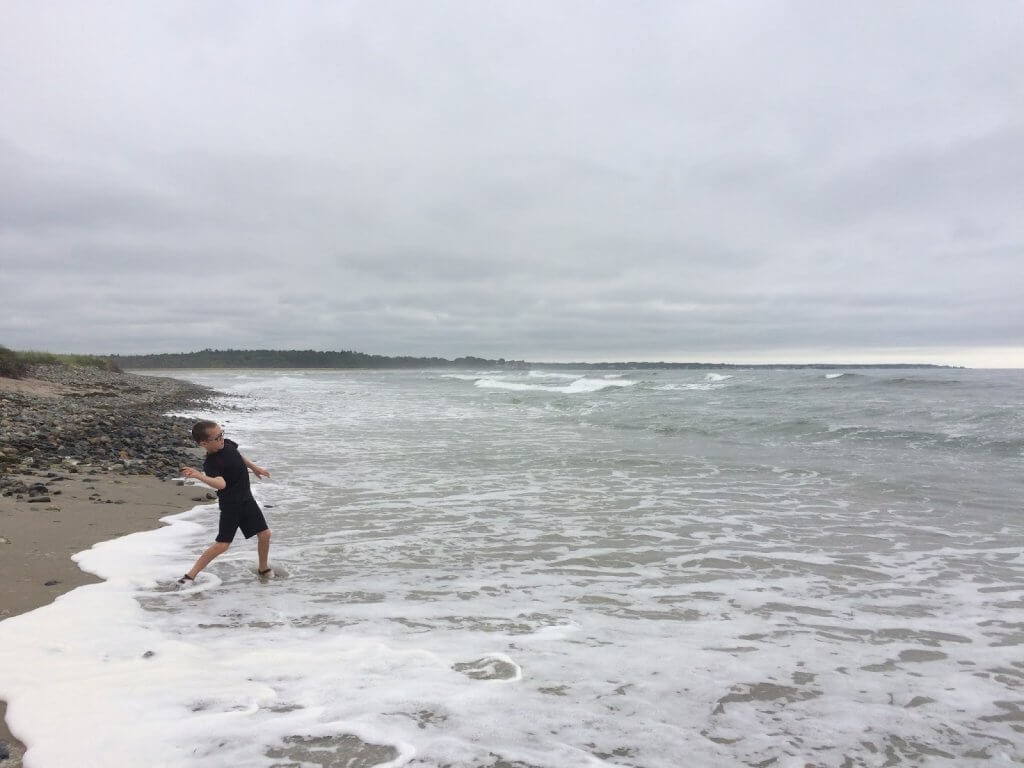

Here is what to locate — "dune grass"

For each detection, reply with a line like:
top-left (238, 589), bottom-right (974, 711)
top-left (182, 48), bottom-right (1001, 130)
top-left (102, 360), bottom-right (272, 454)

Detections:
top-left (0, 346), bottom-right (121, 378)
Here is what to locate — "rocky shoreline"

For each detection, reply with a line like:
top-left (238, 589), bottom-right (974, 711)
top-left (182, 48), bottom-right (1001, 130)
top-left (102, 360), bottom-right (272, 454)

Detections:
top-left (0, 364), bottom-right (215, 765)
top-left (0, 365), bottom-right (213, 503)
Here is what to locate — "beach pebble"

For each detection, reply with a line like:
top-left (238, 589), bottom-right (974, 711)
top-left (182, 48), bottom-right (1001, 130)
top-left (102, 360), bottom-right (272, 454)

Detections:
top-left (143, 651), bottom-right (155, 659)
top-left (1, 364), bottom-right (211, 525)
top-left (0, 739), bottom-right (10, 759)
top-left (44, 580), bottom-right (60, 586)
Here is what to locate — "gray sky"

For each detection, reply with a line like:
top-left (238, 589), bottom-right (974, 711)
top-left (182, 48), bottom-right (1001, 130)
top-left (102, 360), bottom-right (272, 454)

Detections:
top-left (1, 2), bottom-right (1022, 366)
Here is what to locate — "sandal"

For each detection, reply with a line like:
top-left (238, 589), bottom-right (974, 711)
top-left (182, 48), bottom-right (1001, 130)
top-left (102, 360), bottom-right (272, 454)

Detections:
top-left (177, 574), bottom-right (195, 585)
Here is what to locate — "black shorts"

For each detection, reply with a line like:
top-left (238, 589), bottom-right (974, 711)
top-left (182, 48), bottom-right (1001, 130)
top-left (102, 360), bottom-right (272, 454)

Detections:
top-left (216, 499), bottom-right (269, 543)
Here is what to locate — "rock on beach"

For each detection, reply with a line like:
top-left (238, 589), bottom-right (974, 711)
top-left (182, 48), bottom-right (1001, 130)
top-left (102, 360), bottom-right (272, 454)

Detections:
top-left (1, 364), bottom-right (216, 767)
top-left (0, 364), bottom-right (213, 500)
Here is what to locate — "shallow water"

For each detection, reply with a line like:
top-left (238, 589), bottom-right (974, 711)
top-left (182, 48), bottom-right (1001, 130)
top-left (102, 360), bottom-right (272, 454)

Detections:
top-left (1, 368), bottom-right (1022, 766)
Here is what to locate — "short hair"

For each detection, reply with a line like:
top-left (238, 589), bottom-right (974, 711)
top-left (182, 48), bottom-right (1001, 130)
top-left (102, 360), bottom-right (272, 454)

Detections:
top-left (191, 420), bottom-right (219, 444)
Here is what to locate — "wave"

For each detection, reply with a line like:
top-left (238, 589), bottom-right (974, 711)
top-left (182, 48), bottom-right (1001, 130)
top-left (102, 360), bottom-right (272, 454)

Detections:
top-left (819, 372), bottom-right (961, 387)
top-left (724, 414), bottom-right (1024, 457)
top-left (475, 377), bottom-right (636, 394)
top-left (527, 370), bottom-right (581, 380)
top-left (821, 425), bottom-right (1024, 455)
top-left (872, 376), bottom-right (963, 388)
top-left (705, 373), bottom-right (733, 382)
top-left (651, 382), bottom-right (724, 391)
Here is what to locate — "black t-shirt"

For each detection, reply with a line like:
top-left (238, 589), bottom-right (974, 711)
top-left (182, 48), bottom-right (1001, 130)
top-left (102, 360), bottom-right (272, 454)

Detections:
top-left (202, 438), bottom-right (253, 510)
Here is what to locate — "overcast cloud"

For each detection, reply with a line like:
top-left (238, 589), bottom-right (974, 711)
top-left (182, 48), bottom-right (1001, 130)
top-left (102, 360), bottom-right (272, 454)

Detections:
top-left (1, 2), bottom-right (1022, 366)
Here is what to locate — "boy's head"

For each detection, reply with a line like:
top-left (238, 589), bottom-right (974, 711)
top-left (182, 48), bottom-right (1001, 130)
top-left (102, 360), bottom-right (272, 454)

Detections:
top-left (192, 420), bottom-right (225, 451)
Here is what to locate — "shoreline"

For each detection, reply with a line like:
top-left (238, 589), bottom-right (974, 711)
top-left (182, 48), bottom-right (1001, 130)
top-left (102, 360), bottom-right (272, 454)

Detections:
top-left (0, 474), bottom-right (203, 764)
top-left (0, 365), bottom-right (213, 765)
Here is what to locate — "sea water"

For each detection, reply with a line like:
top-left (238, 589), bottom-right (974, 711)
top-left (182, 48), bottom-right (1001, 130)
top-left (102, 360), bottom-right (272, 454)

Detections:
top-left (1, 368), bottom-right (1022, 767)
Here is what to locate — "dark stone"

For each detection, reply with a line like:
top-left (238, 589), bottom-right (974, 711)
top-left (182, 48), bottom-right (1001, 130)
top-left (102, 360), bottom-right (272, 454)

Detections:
top-left (1, 365), bottom-right (214, 501)
top-left (143, 650), bottom-right (155, 658)
top-left (0, 739), bottom-right (10, 759)
top-left (28, 495), bottom-right (51, 503)
top-left (44, 579), bottom-right (60, 586)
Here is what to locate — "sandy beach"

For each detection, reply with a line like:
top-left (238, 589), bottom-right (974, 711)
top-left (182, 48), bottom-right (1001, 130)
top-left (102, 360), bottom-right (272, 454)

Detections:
top-left (0, 366), bottom-right (210, 765)
top-left (0, 473), bottom-right (205, 764)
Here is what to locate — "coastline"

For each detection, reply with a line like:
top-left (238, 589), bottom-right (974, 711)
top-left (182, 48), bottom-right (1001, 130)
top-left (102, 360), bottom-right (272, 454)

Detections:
top-left (0, 475), bottom-right (203, 764)
top-left (0, 365), bottom-right (212, 765)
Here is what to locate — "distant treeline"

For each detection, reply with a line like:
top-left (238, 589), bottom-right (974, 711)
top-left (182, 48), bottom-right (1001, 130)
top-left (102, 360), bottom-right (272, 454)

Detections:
top-left (110, 349), bottom-right (954, 370)
top-left (111, 349), bottom-right (521, 369)
top-left (540, 362), bottom-right (954, 370)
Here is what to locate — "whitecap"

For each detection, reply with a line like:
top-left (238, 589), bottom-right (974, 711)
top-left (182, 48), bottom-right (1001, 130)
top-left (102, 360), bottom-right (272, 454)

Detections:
top-left (475, 377), bottom-right (635, 394)
top-left (528, 370), bottom-right (580, 380)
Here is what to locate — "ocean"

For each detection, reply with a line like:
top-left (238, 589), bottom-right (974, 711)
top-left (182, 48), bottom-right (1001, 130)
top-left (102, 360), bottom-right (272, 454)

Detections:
top-left (1, 367), bottom-right (1022, 767)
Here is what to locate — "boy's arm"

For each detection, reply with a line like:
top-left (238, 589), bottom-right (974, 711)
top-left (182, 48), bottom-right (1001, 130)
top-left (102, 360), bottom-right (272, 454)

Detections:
top-left (241, 454), bottom-right (271, 479)
top-left (181, 466), bottom-right (227, 490)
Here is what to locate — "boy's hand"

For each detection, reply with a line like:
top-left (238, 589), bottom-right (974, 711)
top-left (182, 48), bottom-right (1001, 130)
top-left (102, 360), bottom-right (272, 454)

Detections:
top-left (251, 466), bottom-right (271, 479)
top-left (182, 466), bottom-right (202, 480)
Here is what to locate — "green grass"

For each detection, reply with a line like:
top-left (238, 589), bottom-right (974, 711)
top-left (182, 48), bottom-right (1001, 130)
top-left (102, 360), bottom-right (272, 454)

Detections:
top-left (0, 346), bottom-right (122, 378)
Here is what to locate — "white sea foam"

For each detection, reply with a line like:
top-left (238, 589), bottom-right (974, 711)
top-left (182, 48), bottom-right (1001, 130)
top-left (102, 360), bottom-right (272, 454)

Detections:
top-left (653, 382), bottom-right (723, 391)
top-left (475, 376), bottom-right (635, 394)
top-left (1, 369), bottom-right (1021, 767)
top-left (704, 373), bottom-right (733, 381)
top-left (527, 370), bottom-right (579, 380)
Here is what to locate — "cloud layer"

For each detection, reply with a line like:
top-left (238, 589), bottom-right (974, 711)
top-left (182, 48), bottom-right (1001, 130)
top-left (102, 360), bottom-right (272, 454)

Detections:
top-left (1, 2), bottom-right (1022, 365)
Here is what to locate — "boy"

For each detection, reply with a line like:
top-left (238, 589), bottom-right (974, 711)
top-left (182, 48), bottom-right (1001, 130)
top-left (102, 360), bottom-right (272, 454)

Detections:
top-left (178, 420), bottom-right (273, 584)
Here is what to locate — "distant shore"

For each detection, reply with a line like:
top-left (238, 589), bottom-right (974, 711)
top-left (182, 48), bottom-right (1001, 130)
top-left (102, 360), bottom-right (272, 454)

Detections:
top-left (109, 348), bottom-right (959, 371)
top-left (0, 365), bottom-right (214, 765)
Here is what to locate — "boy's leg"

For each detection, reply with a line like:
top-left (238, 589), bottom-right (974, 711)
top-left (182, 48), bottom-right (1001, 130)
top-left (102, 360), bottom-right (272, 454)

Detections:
top-left (257, 528), bottom-right (271, 573)
top-left (185, 541), bottom-right (230, 580)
